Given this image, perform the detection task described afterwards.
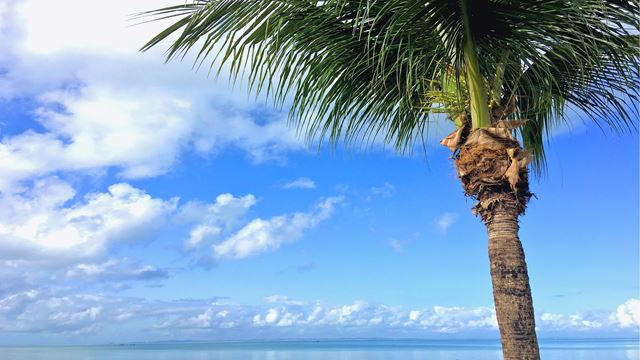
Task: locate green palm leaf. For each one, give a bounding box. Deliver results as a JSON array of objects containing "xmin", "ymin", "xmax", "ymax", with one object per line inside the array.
[{"xmin": 139, "ymin": 0, "xmax": 639, "ymax": 174}]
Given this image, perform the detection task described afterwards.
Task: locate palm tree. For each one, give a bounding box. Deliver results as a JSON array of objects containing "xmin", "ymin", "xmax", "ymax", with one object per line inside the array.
[{"xmin": 139, "ymin": 1, "xmax": 638, "ymax": 359}]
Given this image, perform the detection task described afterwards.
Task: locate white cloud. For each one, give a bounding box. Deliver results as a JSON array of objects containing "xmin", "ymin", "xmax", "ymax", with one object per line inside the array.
[
  {"xmin": 283, "ymin": 177, "xmax": 316, "ymax": 189},
  {"xmin": 0, "ymin": 81, "xmax": 302, "ymax": 192},
  {"xmin": 253, "ymin": 308, "xmax": 280, "ymax": 327},
  {"xmin": 435, "ymin": 212, "xmax": 457, "ymax": 234},
  {"xmin": 409, "ymin": 310, "xmax": 422, "ymax": 322},
  {"xmin": 15, "ymin": 0, "xmax": 167, "ymax": 56},
  {"xmin": 0, "ymin": 290, "xmax": 637, "ymax": 338},
  {"xmin": 419, "ymin": 306, "xmax": 498, "ymax": 332},
  {"xmin": 0, "ymin": 175, "xmax": 338, "ymax": 272},
  {"xmin": 323, "ymin": 301, "xmax": 368, "ymax": 325},
  {"xmin": 65, "ymin": 260, "xmax": 169, "ymax": 282},
  {"xmin": 538, "ymin": 299, "xmax": 640, "ymax": 332},
  {"xmin": 179, "ymin": 194, "xmax": 257, "ymax": 250},
  {"xmin": 264, "ymin": 295, "xmax": 305, "ymax": 306},
  {"xmin": 0, "ymin": 178, "xmax": 176, "ymax": 264},
  {"xmin": 539, "ymin": 312, "xmax": 603, "ymax": 331},
  {"xmin": 182, "ymin": 308, "xmax": 237, "ymax": 329},
  {"xmin": 276, "ymin": 311, "xmax": 302, "ymax": 327},
  {"xmin": 0, "ymin": 0, "xmax": 304, "ymax": 193},
  {"xmin": 249, "ymin": 300, "xmax": 498, "ymax": 332},
  {"xmin": 0, "ymin": 289, "xmax": 39, "ymax": 318},
  {"xmin": 213, "ymin": 197, "xmax": 343, "ymax": 259},
  {"xmin": 613, "ymin": 298, "xmax": 640, "ymax": 328},
  {"xmin": 0, "ymin": 290, "xmax": 105, "ymax": 333},
  {"xmin": 0, "ymin": 88, "xmax": 194, "ymax": 188}
]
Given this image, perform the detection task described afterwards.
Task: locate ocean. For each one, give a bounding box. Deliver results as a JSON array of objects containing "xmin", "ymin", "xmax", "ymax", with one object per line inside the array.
[{"xmin": 1, "ymin": 338, "xmax": 638, "ymax": 360}]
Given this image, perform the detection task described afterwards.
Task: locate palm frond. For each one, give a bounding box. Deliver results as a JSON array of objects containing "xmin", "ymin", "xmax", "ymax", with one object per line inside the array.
[
  {"xmin": 472, "ymin": 1, "xmax": 639, "ymax": 174},
  {"xmin": 139, "ymin": 0, "xmax": 464, "ymax": 151},
  {"xmin": 140, "ymin": 0, "xmax": 639, "ymax": 175}
]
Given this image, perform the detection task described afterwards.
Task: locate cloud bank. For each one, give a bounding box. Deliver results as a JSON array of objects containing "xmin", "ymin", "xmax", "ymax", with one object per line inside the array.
[{"xmin": 0, "ymin": 290, "xmax": 636, "ymax": 343}]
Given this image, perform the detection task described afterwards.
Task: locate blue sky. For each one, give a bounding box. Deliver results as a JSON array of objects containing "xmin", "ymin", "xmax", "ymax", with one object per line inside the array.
[{"xmin": 0, "ymin": 0, "xmax": 638, "ymax": 345}]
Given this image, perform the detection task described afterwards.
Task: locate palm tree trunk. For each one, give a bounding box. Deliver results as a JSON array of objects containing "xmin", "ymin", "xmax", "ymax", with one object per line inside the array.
[
  {"xmin": 485, "ymin": 204, "xmax": 540, "ymax": 360},
  {"xmin": 454, "ymin": 127, "xmax": 540, "ymax": 360}
]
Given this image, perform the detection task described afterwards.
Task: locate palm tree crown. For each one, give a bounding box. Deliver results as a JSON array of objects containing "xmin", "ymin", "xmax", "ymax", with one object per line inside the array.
[{"xmin": 141, "ymin": 0, "xmax": 638, "ymax": 174}]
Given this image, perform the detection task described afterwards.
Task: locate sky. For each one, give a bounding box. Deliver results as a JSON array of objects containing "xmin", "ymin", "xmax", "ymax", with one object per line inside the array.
[{"xmin": 0, "ymin": 0, "xmax": 638, "ymax": 345}]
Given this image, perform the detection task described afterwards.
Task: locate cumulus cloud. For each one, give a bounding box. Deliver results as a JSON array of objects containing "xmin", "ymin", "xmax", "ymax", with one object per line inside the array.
[
  {"xmin": 0, "ymin": 175, "xmax": 339, "ymax": 288},
  {"xmin": 612, "ymin": 298, "xmax": 640, "ymax": 328},
  {"xmin": 182, "ymin": 308, "xmax": 237, "ymax": 329},
  {"xmin": 0, "ymin": 0, "xmax": 304, "ymax": 193},
  {"xmin": 0, "ymin": 73, "xmax": 302, "ymax": 192},
  {"xmin": 0, "ymin": 178, "xmax": 176, "ymax": 265},
  {"xmin": 213, "ymin": 197, "xmax": 343, "ymax": 259},
  {"xmin": 537, "ymin": 300, "xmax": 640, "ymax": 333},
  {"xmin": 253, "ymin": 308, "xmax": 281, "ymax": 327},
  {"xmin": 419, "ymin": 306, "xmax": 498, "ymax": 332},
  {"xmin": 1, "ymin": 88, "xmax": 194, "ymax": 188},
  {"xmin": 283, "ymin": 177, "xmax": 316, "ymax": 189},
  {"xmin": 539, "ymin": 312, "xmax": 603, "ymax": 331},
  {"xmin": 435, "ymin": 212, "xmax": 457, "ymax": 234}
]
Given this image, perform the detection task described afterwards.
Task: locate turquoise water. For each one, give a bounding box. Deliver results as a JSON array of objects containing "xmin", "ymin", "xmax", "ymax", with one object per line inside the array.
[{"xmin": 1, "ymin": 339, "xmax": 638, "ymax": 360}]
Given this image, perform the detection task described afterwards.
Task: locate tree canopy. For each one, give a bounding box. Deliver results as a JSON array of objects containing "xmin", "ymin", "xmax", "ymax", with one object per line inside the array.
[{"xmin": 140, "ymin": 0, "xmax": 639, "ymax": 174}]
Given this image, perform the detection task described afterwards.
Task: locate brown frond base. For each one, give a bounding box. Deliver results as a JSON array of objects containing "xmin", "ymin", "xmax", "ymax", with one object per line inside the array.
[{"xmin": 454, "ymin": 128, "xmax": 532, "ymax": 222}]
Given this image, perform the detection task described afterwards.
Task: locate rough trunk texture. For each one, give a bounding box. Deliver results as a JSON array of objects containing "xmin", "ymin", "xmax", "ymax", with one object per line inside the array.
[
  {"xmin": 453, "ymin": 127, "xmax": 540, "ymax": 360},
  {"xmin": 486, "ymin": 205, "xmax": 539, "ymax": 359}
]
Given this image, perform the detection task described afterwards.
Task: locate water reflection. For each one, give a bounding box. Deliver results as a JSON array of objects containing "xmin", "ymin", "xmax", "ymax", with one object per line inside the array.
[{"xmin": 0, "ymin": 339, "xmax": 636, "ymax": 360}]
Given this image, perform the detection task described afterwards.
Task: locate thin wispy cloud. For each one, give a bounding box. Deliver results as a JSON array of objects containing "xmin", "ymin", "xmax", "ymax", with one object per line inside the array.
[
  {"xmin": 179, "ymin": 194, "xmax": 257, "ymax": 250},
  {"xmin": 214, "ymin": 197, "xmax": 343, "ymax": 260},
  {"xmin": 278, "ymin": 262, "xmax": 316, "ymax": 274},
  {"xmin": 388, "ymin": 239, "xmax": 406, "ymax": 254},
  {"xmin": 283, "ymin": 177, "xmax": 316, "ymax": 189},
  {"xmin": 369, "ymin": 182, "xmax": 395, "ymax": 199},
  {"xmin": 435, "ymin": 212, "xmax": 458, "ymax": 234},
  {"xmin": 334, "ymin": 184, "xmax": 349, "ymax": 193},
  {"xmin": 65, "ymin": 260, "xmax": 170, "ymax": 283}
]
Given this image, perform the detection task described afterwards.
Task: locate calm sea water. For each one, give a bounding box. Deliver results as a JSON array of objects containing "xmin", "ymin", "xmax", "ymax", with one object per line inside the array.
[{"xmin": 1, "ymin": 339, "xmax": 638, "ymax": 360}]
